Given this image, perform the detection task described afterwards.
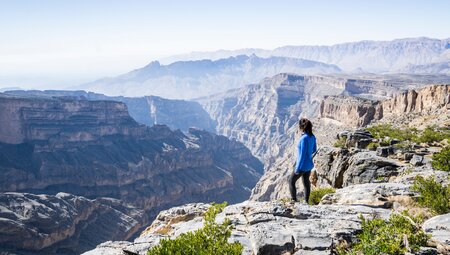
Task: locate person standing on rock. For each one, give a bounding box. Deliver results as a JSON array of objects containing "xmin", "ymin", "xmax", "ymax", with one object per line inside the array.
[{"xmin": 289, "ymin": 118, "xmax": 317, "ymax": 203}]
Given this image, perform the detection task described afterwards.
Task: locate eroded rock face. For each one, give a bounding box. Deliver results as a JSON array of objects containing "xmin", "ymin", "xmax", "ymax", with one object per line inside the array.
[
  {"xmin": 0, "ymin": 192, "xmax": 146, "ymax": 255},
  {"xmin": 84, "ymin": 201, "xmax": 390, "ymax": 255},
  {"xmin": 318, "ymin": 85, "xmax": 450, "ymax": 128},
  {"xmin": 2, "ymin": 90, "xmax": 216, "ymax": 133},
  {"xmin": 381, "ymin": 84, "xmax": 450, "ymax": 116},
  {"xmin": 0, "ymin": 94, "xmax": 142, "ymax": 144},
  {"xmin": 319, "ymin": 96, "xmax": 381, "ymax": 127}
]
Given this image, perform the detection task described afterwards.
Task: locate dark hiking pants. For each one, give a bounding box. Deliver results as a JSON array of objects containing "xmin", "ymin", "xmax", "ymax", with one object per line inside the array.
[{"xmin": 289, "ymin": 171, "xmax": 311, "ymax": 202}]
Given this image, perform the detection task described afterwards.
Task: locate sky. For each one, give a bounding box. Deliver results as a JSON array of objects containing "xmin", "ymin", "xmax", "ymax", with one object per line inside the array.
[{"xmin": 0, "ymin": 0, "xmax": 449, "ymax": 89}]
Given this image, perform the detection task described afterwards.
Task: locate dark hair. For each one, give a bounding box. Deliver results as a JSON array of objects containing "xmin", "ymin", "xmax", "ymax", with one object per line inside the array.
[{"xmin": 299, "ymin": 118, "xmax": 314, "ymax": 136}]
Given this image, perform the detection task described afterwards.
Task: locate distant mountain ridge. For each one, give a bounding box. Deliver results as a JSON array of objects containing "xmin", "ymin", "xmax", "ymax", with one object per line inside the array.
[
  {"xmin": 77, "ymin": 54, "xmax": 341, "ymax": 99},
  {"xmin": 161, "ymin": 37, "xmax": 450, "ymax": 73}
]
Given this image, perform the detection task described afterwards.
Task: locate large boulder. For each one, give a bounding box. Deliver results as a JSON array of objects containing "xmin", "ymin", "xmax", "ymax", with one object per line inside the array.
[
  {"xmin": 314, "ymin": 147, "xmax": 401, "ymax": 188},
  {"xmin": 422, "ymin": 213, "xmax": 450, "ymax": 253}
]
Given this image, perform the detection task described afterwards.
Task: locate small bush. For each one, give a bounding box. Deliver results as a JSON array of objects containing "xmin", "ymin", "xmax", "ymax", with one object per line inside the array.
[
  {"xmin": 308, "ymin": 187, "xmax": 335, "ymax": 205},
  {"xmin": 337, "ymin": 212, "xmax": 429, "ymax": 255},
  {"xmin": 147, "ymin": 202, "xmax": 243, "ymax": 255},
  {"xmin": 334, "ymin": 137, "xmax": 347, "ymax": 148},
  {"xmin": 412, "ymin": 175, "xmax": 450, "ymax": 215},
  {"xmin": 432, "ymin": 146, "xmax": 450, "ymax": 172},
  {"xmin": 414, "ymin": 126, "xmax": 450, "ymax": 144},
  {"xmin": 366, "ymin": 142, "xmax": 378, "ymax": 150}
]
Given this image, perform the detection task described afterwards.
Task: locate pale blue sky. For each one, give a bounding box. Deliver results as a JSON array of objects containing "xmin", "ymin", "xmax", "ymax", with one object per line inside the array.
[{"xmin": 0, "ymin": 0, "xmax": 449, "ymax": 88}]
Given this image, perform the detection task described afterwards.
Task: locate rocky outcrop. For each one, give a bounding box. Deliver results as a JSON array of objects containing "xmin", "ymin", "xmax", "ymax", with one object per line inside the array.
[
  {"xmin": 318, "ymin": 84, "xmax": 450, "ymax": 128},
  {"xmin": 3, "ymin": 90, "xmax": 216, "ymax": 132},
  {"xmin": 84, "ymin": 201, "xmax": 390, "ymax": 255},
  {"xmin": 251, "ymin": 146, "xmax": 401, "ymax": 201},
  {"xmin": 381, "ymin": 84, "xmax": 450, "ymax": 116},
  {"xmin": 320, "ymin": 182, "xmax": 414, "ymax": 208},
  {"xmin": 0, "ymin": 192, "xmax": 147, "ymax": 255},
  {"xmin": 0, "ymin": 95, "xmax": 263, "ymax": 254},
  {"xmin": 319, "ymin": 96, "xmax": 381, "ymax": 127}
]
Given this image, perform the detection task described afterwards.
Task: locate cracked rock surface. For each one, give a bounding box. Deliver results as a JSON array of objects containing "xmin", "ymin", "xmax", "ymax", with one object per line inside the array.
[{"xmin": 84, "ymin": 201, "xmax": 390, "ymax": 255}]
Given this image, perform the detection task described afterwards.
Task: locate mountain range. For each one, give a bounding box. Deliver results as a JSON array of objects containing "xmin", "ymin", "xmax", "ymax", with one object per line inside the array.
[
  {"xmin": 76, "ymin": 54, "xmax": 341, "ymax": 99},
  {"xmin": 161, "ymin": 37, "xmax": 450, "ymax": 73}
]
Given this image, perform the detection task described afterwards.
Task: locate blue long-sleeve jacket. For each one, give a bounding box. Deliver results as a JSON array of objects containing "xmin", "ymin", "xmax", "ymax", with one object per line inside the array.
[{"xmin": 294, "ymin": 133, "xmax": 317, "ymax": 173}]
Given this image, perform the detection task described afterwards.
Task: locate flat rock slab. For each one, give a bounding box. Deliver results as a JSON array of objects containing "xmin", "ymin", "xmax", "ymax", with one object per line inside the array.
[
  {"xmin": 320, "ymin": 182, "xmax": 414, "ymax": 208},
  {"xmin": 423, "ymin": 213, "xmax": 450, "ymax": 245}
]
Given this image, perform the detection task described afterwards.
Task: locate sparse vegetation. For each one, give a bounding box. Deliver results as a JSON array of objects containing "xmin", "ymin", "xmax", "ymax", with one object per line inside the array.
[
  {"xmin": 412, "ymin": 175, "xmax": 450, "ymax": 215},
  {"xmin": 334, "ymin": 137, "xmax": 347, "ymax": 148},
  {"xmin": 431, "ymin": 146, "xmax": 450, "ymax": 172},
  {"xmin": 366, "ymin": 124, "xmax": 450, "ymax": 149},
  {"xmin": 147, "ymin": 202, "xmax": 243, "ymax": 255},
  {"xmin": 308, "ymin": 187, "xmax": 335, "ymax": 205},
  {"xmin": 414, "ymin": 126, "xmax": 450, "ymax": 144},
  {"xmin": 337, "ymin": 212, "xmax": 429, "ymax": 255},
  {"xmin": 366, "ymin": 124, "xmax": 417, "ymax": 142}
]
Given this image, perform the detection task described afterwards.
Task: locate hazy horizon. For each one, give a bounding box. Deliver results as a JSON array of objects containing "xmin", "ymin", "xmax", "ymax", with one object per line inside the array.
[{"xmin": 1, "ymin": 0, "xmax": 450, "ymax": 89}]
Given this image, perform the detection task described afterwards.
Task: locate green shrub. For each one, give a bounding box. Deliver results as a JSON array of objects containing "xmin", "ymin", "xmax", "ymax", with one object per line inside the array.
[
  {"xmin": 147, "ymin": 202, "xmax": 243, "ymax": 255},
  {"xmin": 366, "ymin": 142, "xmax": 378, "ymax": 151},
  {"xmin": 412, "ymin": 175, "xmax": 450, "ymax": 215},
  {"xmin": 432, "ymin": 146, "xmax": 450, "ymax": 172},
  {"xmin": 366, "ymin": 124, "xmax": 417, "ymax": 142},
  {"xmin": 334, "ymin": 137, "xmax": 347, "ymax": 148},
  {"xmin": 414, "ymin": 126, "xmax": 450, "ymax": 144},
  {"xmin": 337, "ymin": 212, "xmax": 429, "ymax": 255},
  {"xmin": 308, "ymin": 187, "xmax": 335, "ymax": 205}
]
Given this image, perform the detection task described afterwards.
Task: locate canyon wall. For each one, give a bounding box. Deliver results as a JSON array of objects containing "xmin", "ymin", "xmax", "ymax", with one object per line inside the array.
[
  {"xmin": 319, "ymin": 84, "xmax": 450, "ymax": 127},
  {"xmin": 0, "ymin": 94, "xmax": 263, "ymax": 254},
  {"xmin": 197, "ymin": 73, "xmax": 434, "ymax": 166},
  {"xmin": 3, "ymin": 90, "xmax": 216, "ymax": 132}
]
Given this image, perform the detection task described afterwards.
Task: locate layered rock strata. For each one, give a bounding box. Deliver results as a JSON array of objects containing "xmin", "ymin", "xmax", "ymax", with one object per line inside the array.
[
  {"xmin": 3, "ymin": 90, "xmax": 216, "ymax": 132},
  {"xmin": 319, "ymin": 84, "xmax": 450, "ymax": 127},
  {"xmin": 0, "ymin": 192, "xmax": 146, "ymax": 255}
]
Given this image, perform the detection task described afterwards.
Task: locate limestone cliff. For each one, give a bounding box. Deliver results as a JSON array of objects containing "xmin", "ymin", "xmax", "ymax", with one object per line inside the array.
[
  {"xmin": 380, "ymin": 84, "xmax": 450, "ymax": 116},
  {"xmin": 3, "ymin": 90, "xmax": 216, "ymax": 132},
  {"xmin": 319, "ymin": 95, "xmax": 382, "ymax": 127},
  {"xmin": 319, "ymin": 84, "xmax": 450, "ymax": 127}
]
